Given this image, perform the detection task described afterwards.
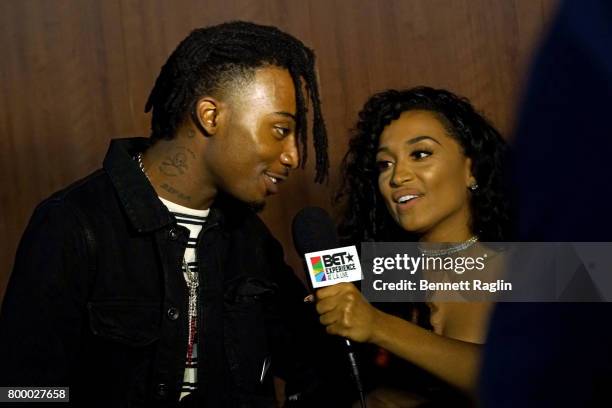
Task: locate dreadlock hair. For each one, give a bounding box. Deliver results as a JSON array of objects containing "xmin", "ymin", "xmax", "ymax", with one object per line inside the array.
[
  {"xmin": 336, "ymin": 86, "xmax": 509, "ymax": 244},
  {"xmin": 145, "ymin": 21, "xmax": 328, "ymax": 182}
]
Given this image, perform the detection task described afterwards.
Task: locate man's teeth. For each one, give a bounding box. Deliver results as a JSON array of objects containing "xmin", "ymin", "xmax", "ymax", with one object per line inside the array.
[
  {"xmin": 269, "ymin": 175, "xmax": 278, "ymax": 184},
  {"xmin": 398, "ymin": 195, "xmax": 418, "ymax": 203}
]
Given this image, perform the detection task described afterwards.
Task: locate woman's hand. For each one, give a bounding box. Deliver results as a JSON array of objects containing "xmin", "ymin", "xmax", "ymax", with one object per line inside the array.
[
  {"xmin": 315, "ymin": 284, "xmax": 483, "ymax": 393},
  {"xmin": 315, "ymin": 282, "xmax": 381, "ymax": 343}
]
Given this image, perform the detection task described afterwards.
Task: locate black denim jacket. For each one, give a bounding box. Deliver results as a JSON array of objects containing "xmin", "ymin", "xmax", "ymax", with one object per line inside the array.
[{"xmin": 0, "ymin": 138, "xmax": 335, "ymax": 407}]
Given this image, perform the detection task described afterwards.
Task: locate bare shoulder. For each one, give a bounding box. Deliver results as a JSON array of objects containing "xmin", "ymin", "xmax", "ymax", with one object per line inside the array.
[{"xmin": 436, "ymin": 301, "xmax": 493, "ymax": 343}]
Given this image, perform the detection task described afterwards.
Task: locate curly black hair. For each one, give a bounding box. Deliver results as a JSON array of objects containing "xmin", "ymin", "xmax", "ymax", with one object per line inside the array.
[
  {"xmin": 145, "ymin": 21, "xmax": 328, "ymax": 183},
  {"xmin": 336, "ymin": 86, "xmax": 509, "ymax": 243}
]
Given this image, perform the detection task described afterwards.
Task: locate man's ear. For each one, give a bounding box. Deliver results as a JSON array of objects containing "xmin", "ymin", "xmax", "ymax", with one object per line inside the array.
[{"xmin": 192, "ymin": 97, "xmax": 221, "ymax": 137}]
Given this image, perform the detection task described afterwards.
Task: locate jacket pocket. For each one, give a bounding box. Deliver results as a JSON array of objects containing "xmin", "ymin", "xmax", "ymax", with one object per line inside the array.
[
  {"xmin": 87, "ymin": 300, "xmax": 160, "ymax": 346},
  {"xmin": 224, "ymin": 292, "xmax": 275, "ymax": 400}
]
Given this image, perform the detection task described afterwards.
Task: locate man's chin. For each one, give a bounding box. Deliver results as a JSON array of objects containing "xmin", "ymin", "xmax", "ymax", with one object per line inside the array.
[
  {"xmin": 246, "ymin": 200, "xmax": 266, "ymax": 213},
  {"xmin": 218, "ymin": 190, "xmax": 266, "ymax": 213}
]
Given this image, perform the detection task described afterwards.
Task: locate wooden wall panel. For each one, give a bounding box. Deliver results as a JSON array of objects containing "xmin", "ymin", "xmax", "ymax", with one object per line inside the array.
[{"xmin": 0, "ymin": 0, "xmax": 557, "ymax": 301}]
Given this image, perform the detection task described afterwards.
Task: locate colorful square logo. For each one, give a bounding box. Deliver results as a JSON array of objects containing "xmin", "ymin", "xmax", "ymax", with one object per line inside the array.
[{"xmin": 310, "ymin": 256, "xmax": 326, "ymax": 282}]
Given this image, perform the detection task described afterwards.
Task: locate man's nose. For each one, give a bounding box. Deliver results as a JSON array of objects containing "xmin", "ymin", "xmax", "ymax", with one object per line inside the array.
[{"xmin": 280, "ymin": 138, "xmax": 299, "ymax": 170}]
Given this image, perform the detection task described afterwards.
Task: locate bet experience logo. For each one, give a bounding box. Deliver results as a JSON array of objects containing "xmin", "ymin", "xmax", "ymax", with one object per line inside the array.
[{"xmin": 305, "ymin": 245, "xmax": 363, "ymax": 288}]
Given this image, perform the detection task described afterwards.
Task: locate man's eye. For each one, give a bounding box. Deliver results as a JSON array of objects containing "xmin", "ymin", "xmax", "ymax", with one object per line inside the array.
[
  {"xmin": 376, "ymin": 160, "xmax": 392, "ymax": 172},
  {"xmin": 411, "ymin": 150, "xmax": 432, "ymax": 160},
  {"xmin": 274, "ymin": 126, "xmax": 291, "ymax": 138}
]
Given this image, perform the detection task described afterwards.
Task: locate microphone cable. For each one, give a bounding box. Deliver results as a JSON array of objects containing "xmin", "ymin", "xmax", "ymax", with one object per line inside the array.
[{"xmin": 344, "ymin": 338, "xmax": 367, "ymax": 408}]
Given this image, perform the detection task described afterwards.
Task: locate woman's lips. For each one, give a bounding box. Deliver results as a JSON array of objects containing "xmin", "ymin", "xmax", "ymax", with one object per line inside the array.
[{"xmin": 395, "ymin": 194, "xmax": 422, "ymax": 212}]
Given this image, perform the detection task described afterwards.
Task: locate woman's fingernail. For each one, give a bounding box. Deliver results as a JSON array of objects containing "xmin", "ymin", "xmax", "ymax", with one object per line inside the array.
[{"xmin": 303, "ymin": 294, "xmax": 314, "ymax": 303}]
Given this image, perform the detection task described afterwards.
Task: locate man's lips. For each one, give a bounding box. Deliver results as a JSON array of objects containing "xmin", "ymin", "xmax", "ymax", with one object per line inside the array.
[
  {"xmin": 263, "ymin": 171, "xmax": 288, "ymax": 194},
  {"xmin": 264, "ymin": 171, "xmax": 288, "ymax": 185}
]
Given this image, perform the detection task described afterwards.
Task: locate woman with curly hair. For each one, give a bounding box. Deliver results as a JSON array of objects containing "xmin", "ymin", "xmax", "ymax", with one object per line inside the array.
[{"xmin": 315, "ymin": 87, "xmax": 509, "ymax": 406}]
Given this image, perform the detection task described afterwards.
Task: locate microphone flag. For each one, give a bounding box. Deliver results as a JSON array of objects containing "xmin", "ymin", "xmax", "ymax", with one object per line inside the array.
[{"xmin": 305, "ymin": 245, "xmax": 362, "ymax": 288}]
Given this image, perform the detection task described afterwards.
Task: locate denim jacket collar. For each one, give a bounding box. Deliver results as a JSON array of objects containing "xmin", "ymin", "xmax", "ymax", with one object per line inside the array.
[
  {"xmin": 103, "ymin": 137, "xmax": 225, "ymax": 233},
  {"xmin": 102, "ymin": 137, "xmax": 176, "ymax": 233}
]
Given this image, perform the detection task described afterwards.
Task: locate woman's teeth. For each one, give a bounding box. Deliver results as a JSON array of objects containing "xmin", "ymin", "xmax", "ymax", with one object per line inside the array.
[{"xmin": 398, "ymin": 194, "xmax": 418, "ymax": 203}]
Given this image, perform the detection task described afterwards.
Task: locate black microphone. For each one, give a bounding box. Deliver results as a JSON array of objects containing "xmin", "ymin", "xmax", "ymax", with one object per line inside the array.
[
  {"xmin": 292, "ymin": 206, "xmax": 367, "ymax": 408},
  {"xmin": 292, "ymin": 206, "xmax": 338, "ymax": 258}
]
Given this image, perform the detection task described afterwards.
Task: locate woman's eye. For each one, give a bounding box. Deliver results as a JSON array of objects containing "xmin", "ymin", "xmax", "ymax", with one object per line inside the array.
[
  {"xmin": 376, "ymin": 160, "xmax": 393, "ymax": 172},
  {"xmin": 411, "ymin": 150, "xmax": 432, "ymax": 160}
]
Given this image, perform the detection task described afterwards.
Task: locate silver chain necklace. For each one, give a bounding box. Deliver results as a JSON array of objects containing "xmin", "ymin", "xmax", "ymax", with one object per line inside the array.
[
  {"xmin": 135, "ymin": 152, "xmax": 199, "ymax": 345},
  {"xmin": 136, "ymin": 152, "xmax": 148, "ymax": 178},
  {"xmin": 418, "ymin": 235, "xmax": 479, "ymax": 257},
  {"xmin": 183, "ymin": 258, "xmax": 199, "ymax": 362},
  {"xmin": 135, "ymin": 152, "xmax": 200, "ymax": 288}
]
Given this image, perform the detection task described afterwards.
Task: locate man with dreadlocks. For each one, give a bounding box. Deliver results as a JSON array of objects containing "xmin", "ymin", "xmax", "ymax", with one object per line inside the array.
[{"xmin": 0, "ymin": 21, "xmax": 337, "ymax": 407}]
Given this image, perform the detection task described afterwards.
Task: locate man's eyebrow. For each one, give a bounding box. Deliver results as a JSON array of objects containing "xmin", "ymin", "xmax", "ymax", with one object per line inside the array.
[{"xmin": 274, "ymin": 111, "xmax": 296, "ymax": 121}]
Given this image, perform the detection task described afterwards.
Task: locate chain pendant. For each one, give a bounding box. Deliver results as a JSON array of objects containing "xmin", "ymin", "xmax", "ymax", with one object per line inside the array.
[{"xmin": 183, "ymin": 259, "xmax": 199, "ymax": 361}]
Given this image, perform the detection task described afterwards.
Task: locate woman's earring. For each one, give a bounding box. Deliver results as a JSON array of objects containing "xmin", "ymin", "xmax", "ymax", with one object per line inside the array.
[{"xmin": 469, "ymin": 183, "xmax": 479, "ymax": 191}]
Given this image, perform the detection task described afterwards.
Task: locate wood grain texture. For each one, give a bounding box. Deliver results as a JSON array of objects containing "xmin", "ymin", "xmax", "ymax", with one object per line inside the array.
[{"xmin": 0, "ymin": 0, "xmax": 557, "ymax": 300}]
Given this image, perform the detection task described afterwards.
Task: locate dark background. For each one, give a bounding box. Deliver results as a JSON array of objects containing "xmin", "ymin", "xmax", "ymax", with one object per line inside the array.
[{"xmin": 0, "ymin": 0, "xmax": 557, "ymax": 302}]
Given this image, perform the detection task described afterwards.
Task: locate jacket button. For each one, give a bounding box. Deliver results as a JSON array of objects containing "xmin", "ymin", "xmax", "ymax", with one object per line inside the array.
[
  {"xmin": 155, "ymin": 383, "xmax": 168, "ymax": 398},
  {"xmin": 167, "ymin": 307, "xmax": 179, "ymax": 321},
  {"xmin": 168, "ymin": 228, "xmax": 179, "ymax": 240}
]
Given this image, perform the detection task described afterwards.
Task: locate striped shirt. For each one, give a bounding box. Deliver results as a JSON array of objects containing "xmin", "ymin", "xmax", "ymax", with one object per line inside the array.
[{"xmin": 158, "ymin": 197, "xmax": 209, "ymax": 401}]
